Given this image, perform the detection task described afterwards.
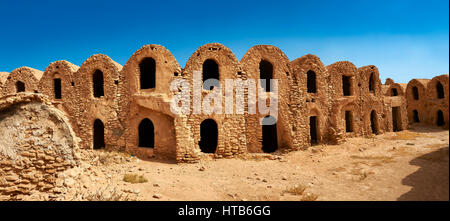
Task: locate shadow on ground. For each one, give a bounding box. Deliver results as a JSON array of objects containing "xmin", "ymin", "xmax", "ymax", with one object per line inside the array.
[{"xmin": 398, "ymin": 146, "xmax": 449, "ymax": 201}]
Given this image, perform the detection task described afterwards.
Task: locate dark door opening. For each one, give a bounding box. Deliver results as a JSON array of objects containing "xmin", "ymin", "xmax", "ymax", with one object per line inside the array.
[
  {"xmin": 199, "ymin": 119, "xmax": 218, "ymax": 153},
  {"xmin": 202, "ymin": 59, "xmax": 219, "ymax": 90},
  {"xmin": 436, "ymin": 82, "xmax": 444, "ymax": 99},
  {"xmin": 54, "ymin": 78, "xmax": 62, "ymax": 99},
  {"xmin": 309, "ymin": 116, "xmax": 318, "ymax": 145},
  {"xmin": 93, "ymin": 70, "xmax": 104, "ymax": 97},
  {"xmin": 412, "ymin": 86, "xmax": 419, "ymax": 100},
  {"xmin": 262, "ymin": 115, "xmax": 278, "ymax": 153},
  {"xmin": 392, "ymin": 107, "xmax": 402, "ymax": 132},
  {"xmin": 391, "ymin": 88, "xmax": 398, "ymax": 96},
  {"xmin": 259, "ymin": 60, "xmax": 273, "ymax": 92},
  {"xmin": 139, "ymin": 57, "xmax": 156, "ymax": 89},
  {"xmin": 138, "ymin": 118, "xmax": 154, "ymax": 148},
  {"xmin": 345, "ymin": 111, "xmax": 353, "ymax": 132},
  {"xmin": 413, "ymin": 110, "xmax": 420, "ymax": 123},
  {"xmin": 342, "ymin": 75, "xmax": 352, "ymax": 96},
  {"xmin": 93, "ymin": 119, "xmax": 105, "ymax": 149},
  {"xmin": 369, "ymin": 73, "xmax": 375, "ymax": 93},
  {"xmin": 370, "ymin": 110, "xmax": 378, "ymax": 134},
  {"xmin": 437, "ymin": 110, "xmax": 445, "ymax": 126},
  {"xmin": 307, "ymin": 70, "xmax": 317, "ymax": 93},
  {"xmin": 16, "ymin": 81, "xmax": 25, "ymax": 92}
]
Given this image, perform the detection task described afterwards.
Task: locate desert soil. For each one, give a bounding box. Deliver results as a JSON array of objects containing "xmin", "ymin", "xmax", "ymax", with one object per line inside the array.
[{"xmin": 15, "ymin": 125, "xmax": 449, "ymax": 201}]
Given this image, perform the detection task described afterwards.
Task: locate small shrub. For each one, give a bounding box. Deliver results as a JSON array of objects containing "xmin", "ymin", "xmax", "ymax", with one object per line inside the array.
[
  {"xmin": 72, "ymin": 186, "xmax": 136, "ymax": 201},
  {"xmin": 285, "ymin": 184, "xmax": 307, "ymax": 195},
  {"xmin": 301, "ymin": 193, "xmax": 319, "ymax": 201},
  {"xmin": 123, "ymin": 174, "xmax": 148, "ymax": 184}
]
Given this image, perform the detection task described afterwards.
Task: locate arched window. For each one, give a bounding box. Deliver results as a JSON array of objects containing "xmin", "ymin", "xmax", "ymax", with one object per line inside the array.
[
  {"xmin": 307, "ymin": 70, "xmax": 317, "ymax": 93},
  {"xmin": 262, "ymin": 115, "xmax": 278, "ymax": 152},
  {"xmin": 413, "ymin": 110, "xmax": 420, "ymax": 123},
  {"xmin": 199, "ymin": 119, "xmax": 218, "ymax": 153},
  {"xmin": 139, "ymin": 57, "xmax": 156, "ymax": 89},
  {"xmin": 138, "ymin": 118, "xmax": 154, "ymax": 148},
  {"xmin": 93, "ymin": 119, "xmax": 105, "ymax": 149},
  {"xmin": 436, "ymin": 82, "xmax": 444, "ymax": 99},
  {"xmin": 369, "ymin": 73, "xmax": 375, "ymax": 93},
  {"xmin": 16, "ymin": 81, "xmax": 25, "ymax": 92},
  {"xmin": 202, "ymin": 59, "xmax": 219, "ymax": 90},
  {"xmin": 93, "ymin": 70, "xmax": 104, "ymax": 98},
  {"xmin": 54, "ymin": 78, "xmax": 62, "ymax": 99},
  {"xmin": 259, "ymin": 60, "xmax": 273, "ymax": 92},
  {"xmin": 412, "ymin": 86, "xmax": 419, "ymax": 100},
  {"xmin": 391, "ymin": 88, "xmax": 398, "ymax": 96}
]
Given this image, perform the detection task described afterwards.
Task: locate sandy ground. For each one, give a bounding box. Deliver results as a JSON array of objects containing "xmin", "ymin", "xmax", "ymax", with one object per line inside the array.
[{"xmin": 18, "ymin": 125, "xmax": 450, "ymax": 201}]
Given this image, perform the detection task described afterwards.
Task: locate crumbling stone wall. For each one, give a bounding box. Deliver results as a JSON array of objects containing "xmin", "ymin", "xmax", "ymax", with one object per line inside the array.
[
  {"xmin": 241, "ymin": 45, "xmax": 294, "ymax": 153},
  {"xmin": 425, "ymin": 74, "xmax": 449, "ymax": 128},
  {"xmin": 74, "ymin": 54, "xmax": 123, "ymax": 150},
  {"xmin": 38, "ymin": 61, "xmax": 80, "ymax": 136},
  {"xmin": 0, "ymin": 94, "xmax": 79, "ymax": 198},
  {"xmin": 382, "ymin": 81, "xmax": 408, "ymax": 132},
  {"xmin": 182, "ymin": 43, "xmax": 247, "ymax": 161},
  {"xmin": 2, "ymin": 67, "xmax": 42, "ymax": 95},
  {"xmin": 405, "ymin": 79, "xmax": 430, "ymax": 125},
  {"xmin": 289, "ymin": 54, "xmax": 331, "ymax": 147},
  {"xmin": 118, "ymin": 45, "xmax": 182, "ymax": 161},
  {"xmin": 0, "ymin": 72, "xmax": 9, "ymax": 97}
]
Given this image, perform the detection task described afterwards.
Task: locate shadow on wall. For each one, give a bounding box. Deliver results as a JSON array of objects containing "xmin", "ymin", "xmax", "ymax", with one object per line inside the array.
[{"xmin": 397, "ymin": 146, "xmax": 449, "ymax": 201}]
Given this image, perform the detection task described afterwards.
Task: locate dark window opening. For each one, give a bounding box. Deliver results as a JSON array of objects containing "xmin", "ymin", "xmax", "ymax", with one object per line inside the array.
[
  {"xmin": 71, "ymin": 82, "xmax": 75, "ymax": 86},
  {"xmin": 138, "ymin": 118, "xmax": 154, "ymax": 148},
  {"xmin": 437, "ymin": 110, "xmax": 445, "ymax": 126},
  {"xmin": 54, "ymin": 78, "xmax": 62, "ymax": 99},
  {"xmin": 413, "ymin": 110, "xmax": 420, "ymax": 123},
  {"xmin": 436, "ymin": 82, "xmax": 444, "ymax": 99},
  {"xmin": 93, "ymin": 119, "xmax": 105, "ymax": 150},
  {"xmin": 202, "ymin": 59, "xmax": 219, "ymax": 90},
  {"xmin": 412, "ymin": 86, "xmax": 419, "ymax": 100},
  {"xmin": 307, "ymin": 70, "xmax": 317, "ymax": 93},
  {"xmin": 345, "ymin": 111, "xmax": 353, "ymax": 132},
  {"xmin": 93, "ymin": 70, "xmax": 104, "ymax": 97},
  {"xmin": 391, "ymin": 88, "xmax": 398, "ymax": 96},
  {"xmin": 309, "ymin": 116, "xmax": 318, "ymax": 145},
  {"xmin": 16, "ymin": 81, "xmax": 25, "ymax": 92},
  {"xmin": 139, "ymin": 57, "xmax": 156, "ymax": 89},
  {"xmin": 199, "ymin": 119, "xmax": 218, "ymax": 153},
  {"xmin": 369, "ymin": 73, "xmax": 375, "ymax": 93},
  {"xmin": 392, "ymin": 107, "xmax": 402, "ymax": 132},
  {"xmin": 370, "ymin": 110, "xmax": 378, "ymax": 134},
  {"xmin": 342, "ymin": 75, "xmax": 352, "ymax": 96},
  {"xmin": 262, "ymin": 115, "xmax": 278, "ymax": 153},
  {"xmin": 259, "ymin": 60, "xmax": 273, "ymax": 92}
]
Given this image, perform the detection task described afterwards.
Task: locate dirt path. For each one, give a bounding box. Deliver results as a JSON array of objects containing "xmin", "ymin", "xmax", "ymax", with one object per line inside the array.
[{"xmin": 20, "ymin": 125, "xmax": 449, "ymax": 201}]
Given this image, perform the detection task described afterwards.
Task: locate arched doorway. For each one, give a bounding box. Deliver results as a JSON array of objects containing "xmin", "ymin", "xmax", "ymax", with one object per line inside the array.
[
  {"xmin": 413, "ymin": 110, "xmax": 420, "ymax": 123},
  {"xmin": 16, "ymin": 81, "xmax": 25, "ymax": 92},
  {"xmin": 93, "ymin": 70, "xmax": 104, "ymax": 97},
  {"xmin": 370, "ymin": 110, "xmax": 378, "ymax": 134},
  {"xmin": 139, "ymin": 57, "xmax": 156, "ymax": 89},
  {"xmin": 345, "ymin": 110, "xmax": 353, "ymax": 132},
  {"xmin": 259, "ymin": 60, "xmax": 273, "ymax": 92},
  {"xmin": 307, "ymin": 70, "xmax": 317, "ymax": 93},
  {"xmin": 93, "ymin": 119, "xmax": 105, "ymax": 149},
  {"xmin": 202, "ymin": 59, "xmax": 219, "ymax": 90},
  {"xmin": 199, "ymin": 119, "xmax": 218, "ymax": 153},
  {"xmin": 54, "ymin": 78, "xmax": 62, "ymax": 99},
  {"xmin": 392, "ymin": 107, "xmax": 402, "ymax": 132},
  {"xmin": 138, "ymin": 118, "xmax": 154, "ymax": 148},
  {"xmin": 262, "ymin": 115, "xmax": 278, "ymax": 153},
  {"xmin": 437, "ymin": 110, "xmax": 445, "ymax": 126},
  {"xmin": 391, "ymin": 88, "xmax": 398, "ymax": 96},
  {"xmin": 309, "ymin": 116, "xmax": 318, "ymax": 145}
]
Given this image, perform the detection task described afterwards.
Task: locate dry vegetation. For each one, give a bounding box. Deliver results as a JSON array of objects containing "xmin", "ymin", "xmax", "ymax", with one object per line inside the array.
[{"xmin": 123, "ymin": 174, "xmax": 148, "ymax": 184}]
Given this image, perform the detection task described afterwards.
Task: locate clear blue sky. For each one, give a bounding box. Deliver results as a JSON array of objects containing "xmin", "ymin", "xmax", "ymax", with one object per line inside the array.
[{"xmin": 0, "ymin": 0, "xmax": 448, "ymax": 83}]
